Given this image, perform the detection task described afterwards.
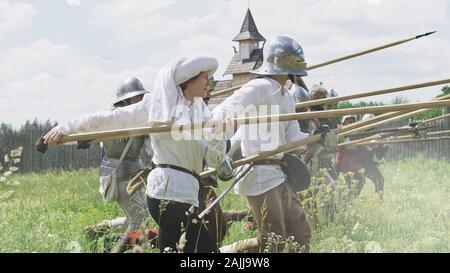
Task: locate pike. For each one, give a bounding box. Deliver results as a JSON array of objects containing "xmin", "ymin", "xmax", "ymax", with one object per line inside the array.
[
  {"xmin": 426, "ymin": 130, "xmax": 450, "ymax": 137},
  {"xmin": 343, "ymin": 124, "xmax": 436, "ymax": 138},
  {"xmin": 197, "ymin": 109, "xmax": 447, "ymax": 215},
  {"xmin": 356, "ymin": 136, "xmax": 450, "ymax": 146},
  {"xmin": 36, "ymin": 100, "xmax": 450, "ymax": 151},
  {"xmin": 337, "ymin": 125, "xmax": 437, "ymax": 148},
  {"xmin": 210, "ymin": 31, "xmax": 436, "ymax": 98},
  {"xmin": 200, "ymin": 98, "xmax": 450, "ymax": 216},
  {"xmin": 295, "ymin": 78, "xmax": 450, "ymax": 109},
  {"xmin": 340, "ymin": 94, "xmax": 450, "ymax": 136},
  {"xmin": 200, "ymin": 96, "xmax": 450, "ymax": 178},
  {"xmin": 420, "ymin": 113, "xmax": 450, "ymax": 124},
  {"xmin": 382, "ymin": 130, "xmax": 450, "ymax": 141},
  {"xmin": 307, "ymin": 31, "xmax": 437, "ymax": 70}
]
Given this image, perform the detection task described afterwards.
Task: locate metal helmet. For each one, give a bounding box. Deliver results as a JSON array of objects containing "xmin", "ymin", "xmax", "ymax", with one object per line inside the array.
[
  {"xmin": 251, "ymin": 36, "xmax": 307, "ymax": 76},
  {"xmin": 113, "ymin": 77, "xmax": 148, "ymax": 106},
  {"xmin": 328, "ymin": 89, "xmax": 339, "ymax": 98},
  {"xmin": 309, "ymin": 84, "xmax": 328, "ymax": 100},
  {"xmin": 342, "ymin": 115, "xmax": 357, "ymax": 124},
  {"xmin": 326, "ymin": 88, "xmax": 339, "ymax": 110},
  {"xmin": 361, "ymin": 114, "xmax": 375, "ymax": 122},
  {"xmin": 289, "ymin": 83, "xmax": 309, "ymax": 103}
]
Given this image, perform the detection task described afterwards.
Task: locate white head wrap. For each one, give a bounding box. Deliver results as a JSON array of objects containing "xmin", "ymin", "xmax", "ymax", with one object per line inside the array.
[{"xmin": 145, "ymin": 55, "xmax": 218, "ymax": 124}]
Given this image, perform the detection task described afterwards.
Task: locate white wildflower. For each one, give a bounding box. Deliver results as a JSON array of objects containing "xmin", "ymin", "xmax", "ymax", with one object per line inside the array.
[
  {"xmin": 163, "ymin": 247, "xmax": 172, "ymax": 253},
  {"xmin": 66, "ymin": 241, "xmax": 82, "ymax": 253},
  {"xmin": 0, "ymin": 190, "xmax": 15, "ymax": 201},
  {"xmin": 365, "ymin": 241, "xmax": 382, "ymax": 253},
  {"xmin": 10, "ymin": 147, "xmax": 23, "ymax": 157},
  {"xmin": 188, "ymin": 205, "xmax": 195, "ymax": 215}
]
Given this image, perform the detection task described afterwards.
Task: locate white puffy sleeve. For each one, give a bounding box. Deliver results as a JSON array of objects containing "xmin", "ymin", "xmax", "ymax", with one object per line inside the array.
[
  {"xmin": 285, "ymin": 95, "xmax": 309, "ymax": 143},
  {"xmin": 58, "ymin": 95, "xmax": 150, "ymax": 134}
]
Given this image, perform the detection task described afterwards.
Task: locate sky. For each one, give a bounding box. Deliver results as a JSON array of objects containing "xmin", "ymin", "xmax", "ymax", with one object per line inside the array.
[{"xmin": 0, "ymin": 0, "xmax": 449, "ymax": 127}]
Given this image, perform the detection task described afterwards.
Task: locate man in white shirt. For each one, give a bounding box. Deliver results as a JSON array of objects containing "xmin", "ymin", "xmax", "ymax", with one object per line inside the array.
[{"xmin": 214, "ymin": 36, "xmax": 335, "ymax": 253}]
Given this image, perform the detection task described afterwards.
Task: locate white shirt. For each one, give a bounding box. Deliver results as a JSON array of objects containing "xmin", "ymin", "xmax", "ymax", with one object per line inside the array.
[
  {"xmin": 59, "ymin": 94, "xmax": 225, "ymax": 207},
  {"xmin": 212, "ymin": 77, "xmax": 309, "ymax": 196}
]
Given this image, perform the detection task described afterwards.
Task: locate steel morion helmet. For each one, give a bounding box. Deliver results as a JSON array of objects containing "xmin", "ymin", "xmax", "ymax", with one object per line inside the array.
[
  {"xmin": 251, "ymin": 36, "xmax": 307, "ymax": 76},
  {"xmin": 309, "ymin": 84, "xmax": 328, "ymax": 100},
  {"xmin": 342, "ymin": 115, "xmax": 357, "ymax": 124},
  {"xmin": 361, "ymin": 114, "xmax": 375, "ymax": 122},
  {"xmin": 113, "ymin": 77, "xmax": 149, "ymax": 106},
  {"xmin": 328, "ymin": 89, "xmax": 338, "ymax": 98},
  {"xmin": 289, "ymin": 83, "xmax": 310, "ymax": 103}
]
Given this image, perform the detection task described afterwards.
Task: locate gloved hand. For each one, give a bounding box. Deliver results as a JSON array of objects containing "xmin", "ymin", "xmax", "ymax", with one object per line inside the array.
[
  {"xmin": 77, "ymin": 141, "xmax": 91, "ymax": 150},
  {"xmin": 217, "ymin": 156, "xmax": 234, "ymax": 181},
  {"xmin": 346, "ymin": 143, "xmax": 358, "ymax": 151},
  {"xmin": 312, "ymin": 125, "xmax": 338, "ymax": 149}
]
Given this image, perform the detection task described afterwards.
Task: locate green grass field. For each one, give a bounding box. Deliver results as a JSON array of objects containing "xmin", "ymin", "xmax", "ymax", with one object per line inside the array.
[{"xmin": 0, "ymin": 157, "xmax": 449, "ymax": 253}]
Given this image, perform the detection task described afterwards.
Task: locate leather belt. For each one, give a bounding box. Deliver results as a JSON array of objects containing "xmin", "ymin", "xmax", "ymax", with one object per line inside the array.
[
  {"xmin": 151, "ymin": 162, "xmax": 200, "ymax": 181},
  {"xmin": 253, "ymin": 159, "xmax": 287, "ymax": 167},
  {"xmin": 151, "ymin": 162, "xmax": 204, "ymax": 206}
]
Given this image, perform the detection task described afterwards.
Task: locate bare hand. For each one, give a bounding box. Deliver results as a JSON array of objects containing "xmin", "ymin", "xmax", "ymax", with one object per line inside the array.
[
  {"xmin": 43, "ymin": 126, "xmax": 64, "ymax": 145},
  {"xmin": 213, "ymin": 117, "xmax": 234, "ymax": 136}
]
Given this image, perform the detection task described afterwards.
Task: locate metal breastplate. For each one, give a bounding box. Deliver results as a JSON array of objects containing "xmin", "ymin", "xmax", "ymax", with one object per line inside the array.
[
  {"xmin": 100, "ymin": 136, "xmax": 145, "ymax": 181},
  {"xmin": 99, "ymin": 156, "xmax": 144, "ymax": 182},
  {"xmin": 103, "ymin": 136, "xmax": 145, "ymax": 160}
]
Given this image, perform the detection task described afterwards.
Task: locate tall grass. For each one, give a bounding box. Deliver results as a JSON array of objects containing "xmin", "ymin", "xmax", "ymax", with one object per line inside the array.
[{"xmin": 0, "ymin": 156, "xmax": 448, "ymax": 253}]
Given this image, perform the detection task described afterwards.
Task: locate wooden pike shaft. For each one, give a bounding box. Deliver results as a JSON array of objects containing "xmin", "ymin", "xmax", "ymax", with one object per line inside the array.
[
  {"xmin": 337, "ymin": 129, "xmax": 450, "ymax": 148},
  {"xmin": 389, "ymin": 130, "xmax": 450, "ymax": 140},
  {"xmin": 295, "ymin": 78, "xmax": 450, "ymax": 109},
  {"xmin": 244, "ymin": 100, "xmax": 450, "ymax": 124},
  {"xmin": 210, "ymin": 85, "xmax": 242, "ymax": 98},
  {"xmin": 58, "ymin": 100, "xmax": 450, "ymax": 144},
  {"xmin": 340, "ymin": 94, "xmax": 450, "ymax": 136},
  {"xmin": 421, "ymin": 113, "xmax": 450, "ymax": 124},
  {"xmin": 200, "ymin": 98, "xmax": 449, "ymax": 177},
  {"xmin": 200, "ymin": 108, "xmax": 413, "ymax": 177},
  {"xmin": 426, "ymin": 130, "xmax": 450, "ymax": 137},
  {"xmin": 356, "ymin": 136, "xmax": 450, "ymax": 146},
  {"xmin": 210, "ymin": 32, "xmax": 436, "ymax": 98},
  {"xmin": 307, "ymin": 32, "xmax": 435, "ymax": 70},
  {"xmin": 201, "ymin": 102, "xmax": 448, "ymax": 177},
  {"xmin": 337, "ymin": 132, "xmax": 393, "ymax": 148}
]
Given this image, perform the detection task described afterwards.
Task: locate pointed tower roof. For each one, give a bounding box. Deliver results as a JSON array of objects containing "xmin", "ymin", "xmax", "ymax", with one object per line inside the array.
[{"xmin": 232, "ymin": 9, "xmax": 265, "ymax": 42}]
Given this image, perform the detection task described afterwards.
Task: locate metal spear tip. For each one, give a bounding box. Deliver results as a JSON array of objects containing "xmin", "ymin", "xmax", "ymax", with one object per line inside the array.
[{"xmin": 416, "ymin": 31, "xmax": 437, "ymax": 39}]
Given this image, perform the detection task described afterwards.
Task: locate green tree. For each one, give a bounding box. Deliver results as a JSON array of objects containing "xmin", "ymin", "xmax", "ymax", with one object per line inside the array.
[
  {"xmin": 391, "ymin": 96, "xmax": 409, "ymax": 105},
  {"xmin": 0, "ymin": 123, "xmax": 12, "ymax": 134},
  {"xmin": 413, "ymin": 85, "xmax": 449, "ymax": 120}
]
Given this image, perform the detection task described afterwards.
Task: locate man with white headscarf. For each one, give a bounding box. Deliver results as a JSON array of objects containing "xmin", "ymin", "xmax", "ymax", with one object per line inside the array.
[
  {"xmin": 43, "ymin": 55, "xmax": 232, "ymax": 253},
  {"xmin": 213, "ymin": 36, "xmax": 337, "ymax": 253}
]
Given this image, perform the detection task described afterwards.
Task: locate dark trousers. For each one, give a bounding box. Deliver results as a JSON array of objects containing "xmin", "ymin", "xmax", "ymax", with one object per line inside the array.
[
  {"xmin": 344, "ymin": 165, "xmax": 384, "ymax": 198},
  {"xmin": 365, "ymin": 164, "xmax": 385, "ymax": 198},
  {"xmin": 146, "ymin": 196, "xmax": 218, "ymax": 253}
]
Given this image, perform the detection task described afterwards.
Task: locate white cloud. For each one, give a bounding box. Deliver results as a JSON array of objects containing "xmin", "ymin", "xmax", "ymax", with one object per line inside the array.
[
  {"xmin": 1, "ymin": 0, "xmax": 449, "ymax": 127},
  {"xmin": 223, "ymin": 0, "xmax": 449, "ymax": 101},
  {"xmin": 89, "ymin": 0, "xmax": 232, "ymax": 46},
  {"xmin": 0, "ymin": 39, "xmax": 159, "ymax": 127},
  {"xmin": 89, "ymin": 0, "xmax": 180, "ymax": 44},
  {"xmin": 0, "ymin": 0, "xmax": 37, "ymax": 37},
  {"xmin": 178, "ymin": 34, "xmax": 235, "ymax": 77}
]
